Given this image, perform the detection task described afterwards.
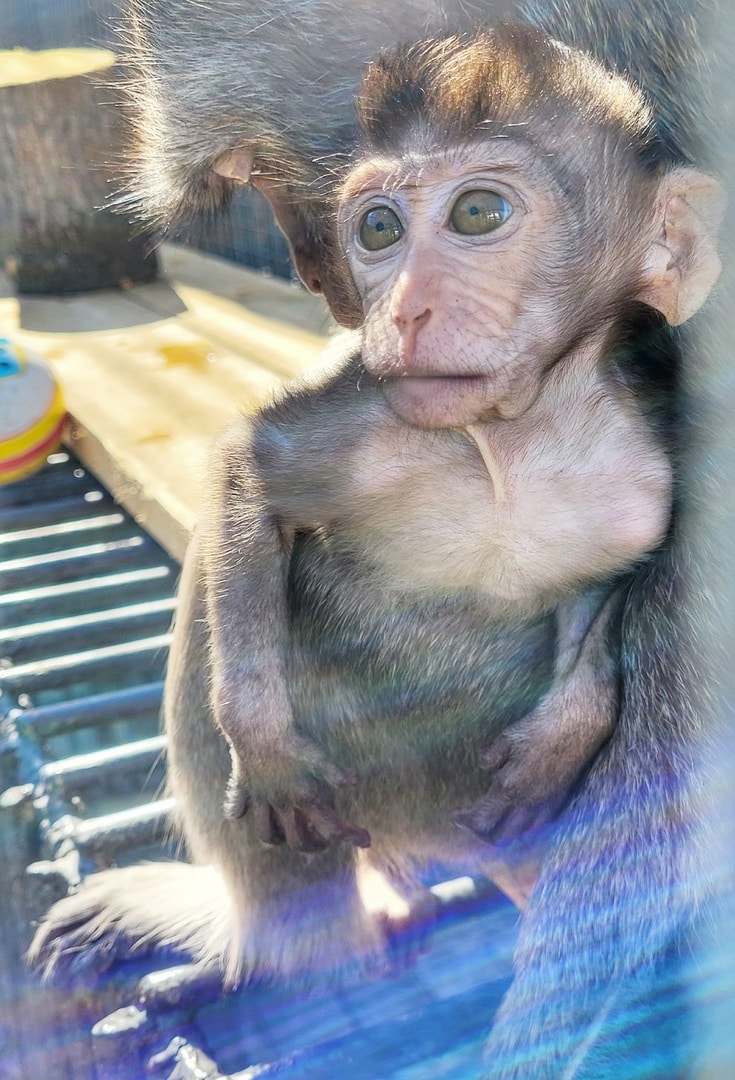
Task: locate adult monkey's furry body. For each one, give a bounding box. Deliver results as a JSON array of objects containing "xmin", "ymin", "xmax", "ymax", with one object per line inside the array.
[
  {"xmin": 31, "ymin": 4, "xmax": 724, "ymax": 1079},
  {"xmin": 122, "ymin": 0, "xmax": 716, "ymax": 322}
]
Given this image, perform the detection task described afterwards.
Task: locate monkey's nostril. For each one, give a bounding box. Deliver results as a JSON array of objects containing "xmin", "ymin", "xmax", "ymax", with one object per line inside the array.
[{"xmin": 392, "ymin": 307, "xmax": 431, "ymax": 330}]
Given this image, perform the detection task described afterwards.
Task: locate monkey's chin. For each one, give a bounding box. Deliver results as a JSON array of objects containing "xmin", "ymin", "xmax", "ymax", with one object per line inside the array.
[{"xmin": 382, "ymin": 375, "xmax": 495, "ymax": 429}]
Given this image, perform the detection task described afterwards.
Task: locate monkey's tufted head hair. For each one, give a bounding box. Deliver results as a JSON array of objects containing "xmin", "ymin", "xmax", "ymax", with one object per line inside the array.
[
  {"xmin": 356, "ymin": 25, "xmax": 660, "ymax": 173},
  {"xmin": 117, "ymin": 0, "xmax": 710, "ymax": 234}
]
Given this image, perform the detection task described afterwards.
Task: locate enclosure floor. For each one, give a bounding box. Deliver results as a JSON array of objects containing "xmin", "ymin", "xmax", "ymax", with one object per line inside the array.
[{"xmin": 0, "ymin": 245, "xmax": 334, "ymax": 559}]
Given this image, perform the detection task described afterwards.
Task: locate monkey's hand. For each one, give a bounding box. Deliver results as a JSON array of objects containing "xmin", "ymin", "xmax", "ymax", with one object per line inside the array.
[
  {"xmin": 223, "ymin": 733, "xmax": 371, "ymax": 853},
  {"xmin": 454, "ymin": 666, "xmax": 617, "ymax": 844},
  {"xmin": 457, "ymin": 588, "xmax": 620, "ymax": 844}
]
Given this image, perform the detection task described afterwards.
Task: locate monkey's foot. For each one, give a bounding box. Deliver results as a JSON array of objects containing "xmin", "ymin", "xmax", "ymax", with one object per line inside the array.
[
  {"xmin": 453, "ymin": 736, "xmax": 567, "ymax": 845},
  {"xmin": 357, "ymin": 861, "xmax": 439, "ymax": 970},
  {"xmin": 455, "ymin": 682, "xmax": 608, "ymax": 845},
  {"xmin": 225, "ymin": 773, "xmax": 371, "ymax": 853}
]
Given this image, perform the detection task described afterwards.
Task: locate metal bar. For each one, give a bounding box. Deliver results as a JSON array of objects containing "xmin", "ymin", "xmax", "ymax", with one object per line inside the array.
[
  {"xmin": 0, "ymin": 512, "xmax": 126, "ymax": 547},
  {"xmin": 0, "ymin": 634, "xmax": 173, "ymax": 695},
  {"xmin": 1, "ymin": 598, "xmax": 177, "ymax": 662},
  {"xmin": 136, "ymin": 965, "xmax": 223, "ymax": 1013},
  {"xmin": 39, "ymin": 735, "xmax": 167, "ymax": 793},
  {"xmin": 0, "ymin": 566, "xmax": 176, "ymax": 621},
  {"xmin": 0, "ymin": 493, "xmax": 115, "ymax": 533},
  {"xmin": 0, "ymin": 464, "xmax": 98, "ymax": 508},
  {"xmin": 15, "ymin": 682, "xmax": 164, "ymax": 739},
  {"xmin": 45, "ymin": 798, "xmax": 176, "ymax": 861},
  {"xmin": 0, "ymin": 536, "xmax": 154, "ymax": 591}
]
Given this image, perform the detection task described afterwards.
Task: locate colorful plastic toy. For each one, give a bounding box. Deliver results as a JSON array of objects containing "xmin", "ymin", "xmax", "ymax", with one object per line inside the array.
[{"xmin": 0, "ymin": 337, "xmax": 66, "ymax": 485}]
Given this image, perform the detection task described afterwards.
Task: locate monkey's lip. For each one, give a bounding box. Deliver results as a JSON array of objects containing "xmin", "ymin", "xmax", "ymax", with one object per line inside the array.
[{"xmin": 384, "ymin": 373, "xmax": 491, "ymax": 397}]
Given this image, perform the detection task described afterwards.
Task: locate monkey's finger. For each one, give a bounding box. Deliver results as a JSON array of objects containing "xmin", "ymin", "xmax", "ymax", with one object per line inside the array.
[
  {"xmin": 331, "ymin": 767, "xmax": 359, "ymax": 789},
  {"xmin": 289, "ymin": 736, "xmax": 356, "ymax": 791},
  {"xmin": 462, "ymin": 796, "xmax": 559, "ymax": 845},
  {"xmin": 281, "ymin": 807, "xmax": 330, "ymax": 853},
  {"xmin": 451, "ymin": 807, "xmax": 481, "ymax": 833},
  {"xmin": 308, "ymin": 804, "xmax": 371, "ymax": 848},
  {"xmin": 253, "ymin": 802, "xmax": 286, "ymax": 846},
  {"xmin": 479, "ymin": 738, "xmax": 513, "ymax": 772},
  {"xmin": 223, "ymin": 776, "xmax": 251, "ymax": 819},
  {"xmin": 478, "ymin": 806, "xmax": 532, "ymax": 843},
  {"xmin": 451, "ymin": 801, "xmax": 513, "ymax": 839},
  {"xmin": 311, "ymin": 759, "xmax": 358, "ymax": 791}
]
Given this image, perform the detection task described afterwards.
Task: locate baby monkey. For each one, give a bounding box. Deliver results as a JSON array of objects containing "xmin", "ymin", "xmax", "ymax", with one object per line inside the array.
[
  {"xmin": 31, "ymin": 25, "xmax": 722, "ymax": 1067},
  {"xmin": 200, "ymin": 25, "xmax": 717, "ymax": 880}
]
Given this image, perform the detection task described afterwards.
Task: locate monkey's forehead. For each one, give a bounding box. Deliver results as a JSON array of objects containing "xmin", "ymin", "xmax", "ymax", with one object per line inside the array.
[{"xmin": 340, "ymin": 142, "xmax": 545, "ymax": 200}]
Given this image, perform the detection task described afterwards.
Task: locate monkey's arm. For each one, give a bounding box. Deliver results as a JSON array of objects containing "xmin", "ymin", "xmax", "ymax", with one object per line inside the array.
[
  {"xmin": 455, "ymin": 586, "xmax": 620, "ymax": 845},
  {"xmin": 200, "ymin": 414, "xmax": 370, "ymax": 852}
]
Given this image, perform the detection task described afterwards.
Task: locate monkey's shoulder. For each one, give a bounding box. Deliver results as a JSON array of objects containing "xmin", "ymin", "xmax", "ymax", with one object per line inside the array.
[
  {"xmin": 245, "ymin": 354, "xmax": 446, "ymax": 506},
  {"xmin": 233, "ymin": 353, "xmax": 672, "ymax": 607}
]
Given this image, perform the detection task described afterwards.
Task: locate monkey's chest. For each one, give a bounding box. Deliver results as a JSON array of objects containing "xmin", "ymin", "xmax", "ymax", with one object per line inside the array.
[{"xmin": 341, "ymin": 407, "xmax": 671, "ymax": 609}]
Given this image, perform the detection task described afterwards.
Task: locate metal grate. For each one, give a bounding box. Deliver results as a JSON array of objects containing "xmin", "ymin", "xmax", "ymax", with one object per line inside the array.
[
  {"xmin": 0, "ymin": 450, "xmax": 180, "ymax": 1080},
  {"xmin": 0, "ymin": 451, "xmax": 518, "ymax": 1080}
]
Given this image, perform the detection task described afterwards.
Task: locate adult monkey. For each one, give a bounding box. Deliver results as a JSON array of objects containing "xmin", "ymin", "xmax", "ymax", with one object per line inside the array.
[
  {"xmin": 31, "ymin": 21, "xmax": 725, "ymax": 1080},
  {"xmin": 122, "ymin": 0, "xmax": 716, "ymax": 325}
]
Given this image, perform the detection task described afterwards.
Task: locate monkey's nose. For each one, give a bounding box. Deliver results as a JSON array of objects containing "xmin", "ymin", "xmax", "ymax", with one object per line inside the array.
[
  {"xmin": 392, "ymin": 307, "xmax": 432, "ymax": 356},
  {"xmin": 392, "ymin": 308, "xmax": 431, "ymax": 331},
  {"xmin": 391, "ymin": 307, "xmax": 431, "ymax": 359}
]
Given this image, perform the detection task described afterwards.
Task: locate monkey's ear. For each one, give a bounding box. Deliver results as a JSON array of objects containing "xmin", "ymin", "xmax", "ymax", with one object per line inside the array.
[
  {"xmin": 637, "ymin": 168, "xmax": 726, "ymax": 325},
  {"xmin": 213, "ymin": 147, "xmax": 255, "ymax": 184},
  {"xmin": 213, "ymin": 149, "xmax": 324, "ymax": 290},
  {"xmin": 213, "ymin": 149, "xmax": 362, "ymax": 328}
]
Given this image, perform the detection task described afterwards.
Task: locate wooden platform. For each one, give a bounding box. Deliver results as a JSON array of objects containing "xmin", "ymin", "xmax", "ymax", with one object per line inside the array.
[{"xmin": 0, "ymin": 245, "xmax": 334, "ymax": 561}]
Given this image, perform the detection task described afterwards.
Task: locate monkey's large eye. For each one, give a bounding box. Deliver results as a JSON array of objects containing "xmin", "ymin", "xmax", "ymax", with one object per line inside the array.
[
  {"xmin": 450, "ymin": 190, "xmax": 511, "ymax": 235},
  {"xmin": 357, "ymin": 205, "xmax": 404, "ymax": 251}
]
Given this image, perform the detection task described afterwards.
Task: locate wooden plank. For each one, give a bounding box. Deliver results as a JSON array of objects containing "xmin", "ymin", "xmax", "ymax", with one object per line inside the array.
[
  {"xmin": 0, "ymin": 245, "xmax": 333, "ymax": 561},
  {"xmin": 0, "ymin": 48, "xmax": 116, "ymax": 89}
]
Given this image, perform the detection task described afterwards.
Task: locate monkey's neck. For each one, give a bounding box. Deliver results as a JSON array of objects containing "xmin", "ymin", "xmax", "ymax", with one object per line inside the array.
[{"xmin": 463, "ymin": 424, "xmax": 508, "ymax": 505}]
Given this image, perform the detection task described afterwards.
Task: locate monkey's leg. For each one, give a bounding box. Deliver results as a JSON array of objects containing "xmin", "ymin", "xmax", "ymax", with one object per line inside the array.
[
  {"xmin": 29, "ymin": 828, "xmax": 389, "ymax": 984},
  {"xmin": 482, "ymin": 542, "xmax": 705, "ymax": 1078},
  {"xmin": 199, "ymin": 421, "xmax": 367, "ymax": 849},
  {"xmin": 163, "ymin": 536, "xmax": 384, "ymax": 983},
  {"xmin": 355, "ymin": 851, "xmax": 440, "ymax": 968},
  {"xmin": 30, "ymin": 525, "xmax": 382, "ymax": 986},
  {"xmin": 213, "ymin": 816, "xmax": 392, "ymax": 983},
  {"xmin": 456, "ymin": 586, "xmax": 620, "ymax": 847}
]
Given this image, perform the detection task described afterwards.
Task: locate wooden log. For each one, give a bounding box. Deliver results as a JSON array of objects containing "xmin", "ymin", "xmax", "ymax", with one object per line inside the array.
[{"xmin": 0, "ymin": 48, "xmax": 157, "ymax": 294}]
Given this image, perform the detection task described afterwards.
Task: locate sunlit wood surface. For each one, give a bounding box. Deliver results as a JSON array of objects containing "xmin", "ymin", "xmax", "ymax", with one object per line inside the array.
[{"xmin": 0, "ymin": 245, "xmax": 333, "ymax": 561}]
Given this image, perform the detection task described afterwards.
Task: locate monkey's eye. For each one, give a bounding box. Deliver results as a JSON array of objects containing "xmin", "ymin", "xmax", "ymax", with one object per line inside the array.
[
  {"xmin": 357, "ymin": 205, "xmax": 404, "ymax": 251},
  {"xmin": 450, "ymin": 190, "xmax": 511, "ymax": 235}
]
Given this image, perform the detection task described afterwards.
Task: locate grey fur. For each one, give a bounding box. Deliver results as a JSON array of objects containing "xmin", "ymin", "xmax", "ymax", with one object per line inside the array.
[
  {"xmin": 30, "ymin": 5, "xmax": 722, "ymax": 1079},
  {"xmin": 118, "ymin": 0, "xmax": 715, "ymax": 230}
]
